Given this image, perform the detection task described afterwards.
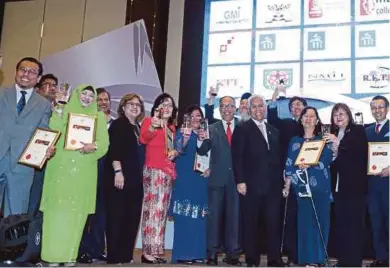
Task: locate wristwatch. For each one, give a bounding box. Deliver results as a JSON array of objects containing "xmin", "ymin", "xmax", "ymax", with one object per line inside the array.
[{"xmin": 114, "ymin": 169, "xmax": 122, "ymax": 174}]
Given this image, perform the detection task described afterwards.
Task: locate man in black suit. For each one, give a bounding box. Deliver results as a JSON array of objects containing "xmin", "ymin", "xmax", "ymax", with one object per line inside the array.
[
  {"xmin": 232, "ymin": 94, "xmax": 285, "ymax": 267},
  {"xmin": 267, "ymin": 87, "xmax": 307, "ymax": 266},
  {"xmin": 198, "ymin": 96, "xmax": 242, "ymax": 266}
]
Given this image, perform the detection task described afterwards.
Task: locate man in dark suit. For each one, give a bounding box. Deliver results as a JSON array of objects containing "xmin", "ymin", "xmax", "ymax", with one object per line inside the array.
[
  {"xmin": 0, "ymin": 57, "xmax": 52, "ymax": 216},
  {"xmin": 267, "ymin": 86, "xmax": 307, "ymax": 266},
  {"xmin": 365, "ymin": 95, "xmax": 389, "ymax": 267},
  {"xmin": 197, "ymin": 96, "xmax": 241, "ymax": 266},
  {"xmin": 232, "ymin": 94, "xmax": 285, "ymax": 267}
]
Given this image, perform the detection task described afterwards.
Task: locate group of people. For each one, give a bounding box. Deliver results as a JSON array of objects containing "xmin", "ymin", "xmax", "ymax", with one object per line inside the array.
[{"xmin": 0, "ymin": 56, "xmax": 388, "ymax": 268}]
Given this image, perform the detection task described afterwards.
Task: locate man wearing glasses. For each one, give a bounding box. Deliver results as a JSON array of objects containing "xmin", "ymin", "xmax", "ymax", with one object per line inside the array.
[
  {"xmin": 35, "ymin": 74, "xmax": 58, "ymax": 104},
  {"xmin": 0, "ymin": 57, "xmax": 53, "ymax": 216},
  {"xmin": 365, "ymin": 95, "xmax": 389, "ymax": 267}
]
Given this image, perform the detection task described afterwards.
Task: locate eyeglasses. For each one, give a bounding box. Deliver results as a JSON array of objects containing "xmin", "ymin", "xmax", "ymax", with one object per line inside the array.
[
  {"xmin": 333, "ymin": 113, "xmax": 346, "ymax": 118},
  {"xmin": 371, "ymin": 105, "xmax": 386, "ymax": 110},
  {"xmin": 18, "ymin": 67, "xmax": 39, "ymax": 76},
  {"xmin": 161, "ymin": 103, "xmax": 173, "ymax": 109},
  {"xmin": 126, "ymin": 102, "xmax": 141, "ymax": 108},
  {"xmin": 250, "ymin": 104, "xmax": 265, "ymax": 110},
  {"xmin": 42, "ymin": 82, "xmax": 58, "ymax": 88},
  {"xmin": 220, "ymin": 104, "xmax": 235, "ymax": 109}
]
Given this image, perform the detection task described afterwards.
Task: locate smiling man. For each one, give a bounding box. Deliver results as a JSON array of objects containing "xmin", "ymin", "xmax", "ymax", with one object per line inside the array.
[
  {"xmin": 96, "ymin": 88, "xmax": 114, "ymax": 127},
  {"xmin": 0, "ymin": 57, "xmax": 52, "ymax": 216}
]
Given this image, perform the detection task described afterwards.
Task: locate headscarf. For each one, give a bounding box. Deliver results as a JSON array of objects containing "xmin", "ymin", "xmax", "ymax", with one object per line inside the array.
[{"xmin": 62, "ymin": 84, "xmax": 98, "ymax": 116}]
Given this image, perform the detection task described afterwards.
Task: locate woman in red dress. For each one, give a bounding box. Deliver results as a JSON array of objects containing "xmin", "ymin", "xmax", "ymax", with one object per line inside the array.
[{"xmin": 139, "ymin": 93, "xmax": 178, "ymax": 264}]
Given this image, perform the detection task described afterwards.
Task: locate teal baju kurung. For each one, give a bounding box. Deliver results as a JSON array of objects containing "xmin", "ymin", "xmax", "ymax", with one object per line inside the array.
[
  {"xmin": 40, "ymin": 85, "xmax": 109, "ymax": 263},
  {"xmin": 285, "ymin": 136, "xmax": 333, "ymax": 265}
]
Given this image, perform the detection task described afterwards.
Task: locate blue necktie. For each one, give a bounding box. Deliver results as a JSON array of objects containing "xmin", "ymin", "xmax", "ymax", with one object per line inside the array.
[{"xmin": 17, "ymin": 91, "xmax": 27, "ymax": 115}]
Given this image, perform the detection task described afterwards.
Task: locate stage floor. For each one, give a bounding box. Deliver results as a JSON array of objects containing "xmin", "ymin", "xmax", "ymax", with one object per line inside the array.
[{"xmin": 75, "ymin": 250, "xmax": 373, "ymax": 267}]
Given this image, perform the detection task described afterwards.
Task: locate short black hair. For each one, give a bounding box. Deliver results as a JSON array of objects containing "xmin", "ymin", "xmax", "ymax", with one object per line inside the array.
[
  {"xmin": 185, "ymin": 104, "xmax": 204, "ymax": 119},
  {"xmin": 16, "ymin": 57, "xmax": 43, "ymax": 76},
  {"xmin": 371, "ymin": 95, "xmax": 389, "ymax": 108},
  {"xmin": 35, "ymin": 73, "xmax": 58, "ymax": 88},
  {"xmin": 289, "ymin": 96, "xmax": 307, "ymax": 112},
  {"xmin": 96, "ymin": 87, "xmax": 111, "ymax": 101}
]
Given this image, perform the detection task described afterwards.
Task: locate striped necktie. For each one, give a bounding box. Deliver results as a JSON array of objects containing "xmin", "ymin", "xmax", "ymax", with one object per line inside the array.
[
  {"xmin": 375, "ymin": 123, "xmax": 380, "ymax": 134},
  {"xmin": 17, "ymin": 91, "xmax": 27, "ymax": 115}
]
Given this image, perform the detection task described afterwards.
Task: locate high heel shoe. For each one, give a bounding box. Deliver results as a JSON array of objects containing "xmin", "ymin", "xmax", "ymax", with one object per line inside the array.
[{"xmin": 141, "ymin": 255, "xmax": 158, "ymax": 264}]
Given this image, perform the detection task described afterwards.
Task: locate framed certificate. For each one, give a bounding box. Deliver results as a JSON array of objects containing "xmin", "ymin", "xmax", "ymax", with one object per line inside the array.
[
  {"xmin": 367, "ymin": 142, "xmax": 389, "ymax": 175},
  {"xmin": 165, "ymin": 126, "xmax": 175, "ymax": 155},
  {"xmin": 64, "ymin": 113, "xmax": 97, "ymax": 150},
  {"xmin": 18, "ymin": 128, "xmax": 61, "ymax": 169},
  {"xmin": 295, "ymin": 140, "xmax": 326, "ymax": 166},
  {"xmin": 194, "ymin": 152, "xmax": 210, "ymax": 173}
]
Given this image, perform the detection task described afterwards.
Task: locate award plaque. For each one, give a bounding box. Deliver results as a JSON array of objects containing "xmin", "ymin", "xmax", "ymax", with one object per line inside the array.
[
  {"xmin": 64, "ymin": 113, "xmax": 97, "ymax": 150},
  {"xmin": 18, "ymin": 128, "xmax": 61, "ymax": 169},
  {"xmin": 194, "ymin": 152, "xmax": 210, "ymax": 173},
  {"xmin": 295, "ymin": 140, "xmax": 326, "ymax": 166},
  {"xmin": 165, "ymin": 126, "xmax": 175, "ymax": 155},
  {"xmin": 367, "ymin": 142, "xmax": 389, "ymax": 175}
]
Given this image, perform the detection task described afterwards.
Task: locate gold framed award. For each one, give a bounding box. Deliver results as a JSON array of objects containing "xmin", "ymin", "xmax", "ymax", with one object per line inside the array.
[
  {"xmin": 18, "ymin": 128, "xmax": 61, "ymax": 169},
  {"xmin": 367, "ymin": 142, "xmax": 389, "ymax": 175},
  {"xmin": 64, "ymin": 113, "xmax": 97, "ymax": 150},
  {"xmin": 295, "ymin": 139, "xmax": 326, "ymax": 166}
]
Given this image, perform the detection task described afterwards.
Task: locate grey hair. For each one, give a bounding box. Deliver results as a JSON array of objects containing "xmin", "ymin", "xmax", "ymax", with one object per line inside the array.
[
  {"xmin": 247, "ymin": 94, "xmax": 267, "ymax": 109},
  {"xmin": 219, "ymin": 96, "xmax": 236, "ymax": 106}
]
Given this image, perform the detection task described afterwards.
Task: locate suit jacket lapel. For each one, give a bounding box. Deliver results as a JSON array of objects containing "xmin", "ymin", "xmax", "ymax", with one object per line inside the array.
[
  {"xmin": 380, "ymin": 120, "xmax": 389, "ymax": 136},
  {"xmin": 249, "ymin": 119, "xmax": 268, "ymax": 148},
  {"xmin": 20, "ymin": 91, "xmax": 40, "ymax": 118},
  {"xmin": 5, "ymin": 86, "xmax": 17, "ymax": 118},
  {"xmin": 216, "ymin": 121, "xmax": 230, "ymax": 147}
]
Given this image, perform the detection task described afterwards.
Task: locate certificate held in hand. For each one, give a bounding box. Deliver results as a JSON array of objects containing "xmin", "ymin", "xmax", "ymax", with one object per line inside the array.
[
  {"xmin": 295, "ymin": 140, "xmax": 326, "ymax": 166},
  {"xmin": 367, "ymin": 142, "xmax": 389, "ymax": 175},
  {"xmin": 65, "ymin": 113, "xmax": 97, "ymax": 150},
  {"xmin": 18, "ymin": 128, "xmax": 61, "ymax": 169}
]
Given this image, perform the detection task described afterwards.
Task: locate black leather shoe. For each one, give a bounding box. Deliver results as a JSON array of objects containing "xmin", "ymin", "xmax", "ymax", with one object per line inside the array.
[
  {"xmin": 178, "ymin": 259, "xmax": 193, "ymax": 264},
  {"xmin": 207, "ymin": 258, "xmax": 218, "ymax": 266},
  {"xmin": 141, "ymin": 255, "xmax": 158, "ymax": 264},
  {"xmin": 223, "ymin": 257, "xmax": 242, "ymax": 266},
  {"xmin": 96, "ymin": 253, "xmax": 107, "ymax": 261},
  {"xmin": 77, "ymin": 253, "xmax": 93, "ymax": 264},
  {"xmin": 155, "ymin": 257, "xmax": 167, "ymax": 264},
  {"xmin": 267, "ymin": 259, "xmax": 288, "ymax": 267},
  {"xmin": 367, "ymin": 260, "xmax": 390, "ymax": 267}
]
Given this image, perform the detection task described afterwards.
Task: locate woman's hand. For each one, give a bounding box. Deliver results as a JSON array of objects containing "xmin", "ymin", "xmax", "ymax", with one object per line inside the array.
[
  {"xmin": 181, "ymin": 127, "xmax": 192, "ymax": 138},
  {"xmin": 114, "ymin": 172, "xmax": 125, "ymax": 190},
  {"xmin": 298, "ymin": 163, "xmax": 310, "ymax": 170},
  {"xmin": 201, "ymin": 169, "xmax": 211, "ymax": 178},
  {"xmin": 151, "ymin": 116, "xmax": 162, "ymax": 128},
  {"xmin": 78, "ymin": 142, "xmax": 96, "ymax": 154},
  {"xmin": 282, "ymin": 177, "xmax": 292, "ymax": 198},
  {"xmin": 323, "ymin": 133, "xmax": 338, "ymax": 143},
  {"xmin": 167, "ymin": 150, "xmax": 178, "ymax": 161}
]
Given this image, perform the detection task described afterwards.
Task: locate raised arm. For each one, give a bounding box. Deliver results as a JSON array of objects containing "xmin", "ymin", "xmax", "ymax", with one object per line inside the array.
[{"xmin": 140, "ymin": 117, "xmax": 157, "ymax": 144}]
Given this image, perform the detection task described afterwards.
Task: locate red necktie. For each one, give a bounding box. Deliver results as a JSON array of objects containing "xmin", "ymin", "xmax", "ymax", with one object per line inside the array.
[
  {"xmin": 226, "ymin": 122, "xmax": 232, "ymax": 146},
  {"xmin": 375, "ymin": 123, "xmax": 380, "ymax": 134}
]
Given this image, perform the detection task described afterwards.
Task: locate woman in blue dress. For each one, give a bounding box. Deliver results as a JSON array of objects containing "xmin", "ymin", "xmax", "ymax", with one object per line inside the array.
[
  {"xmin": 284, "ymin": 106, "xmax": 338, "ymax": 267},
  {"xmin": 168, "ymin": 105, "xmax": 208, "ymax": 264}
]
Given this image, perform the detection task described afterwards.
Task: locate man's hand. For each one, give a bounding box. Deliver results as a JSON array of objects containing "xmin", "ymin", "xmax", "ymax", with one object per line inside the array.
[
  {"xmin": 237, "ymin": 183, "xmax": 247, "ymax": 196},
  {"xmin": 45, "ymin": 146, "xmax": 56, "ymax": 159}
]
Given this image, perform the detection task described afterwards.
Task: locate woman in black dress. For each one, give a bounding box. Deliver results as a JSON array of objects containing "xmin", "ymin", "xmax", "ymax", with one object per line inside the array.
[{"xmin": 105, "ymin": 93, "xmax": 145, "ymax": 264}]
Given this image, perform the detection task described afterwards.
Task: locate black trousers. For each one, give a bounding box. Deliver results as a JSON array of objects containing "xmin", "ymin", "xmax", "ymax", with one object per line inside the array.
[
  {"xmin": 241, "ymin": 192, "xmax": 281, "ymax": 266},
  {"xmin": 207, "ymin": 183, "xmax": 241, "ymax": 259},
  {"xmin": 281, "ymin": 188, "xmax": 298, "ymax": 263},
  {"xmin": 106, "ymin": 186, "xmax": 143, "ymax": 264},
  {"xmin": 334, "ymin": 193, "xmax": 366, "ymax": 267}
]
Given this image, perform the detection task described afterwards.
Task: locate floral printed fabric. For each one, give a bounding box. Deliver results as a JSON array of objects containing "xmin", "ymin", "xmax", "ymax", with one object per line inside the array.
[{"xmin": 141, "ymin": 167, "xmax": 172, "ymax": 255}]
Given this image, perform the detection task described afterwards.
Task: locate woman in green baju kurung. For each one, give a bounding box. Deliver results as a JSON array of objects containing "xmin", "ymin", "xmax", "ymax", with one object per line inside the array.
[{"xmin": 40, "ymin": 85, "xmax": 109, "ymax": 266}]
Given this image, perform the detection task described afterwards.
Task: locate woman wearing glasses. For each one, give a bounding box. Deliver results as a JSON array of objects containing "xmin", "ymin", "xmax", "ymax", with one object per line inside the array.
[
  {"xmin": 139, "ymin": 93, "xmax": 178, "ymax": 264},
  {"xmin": 105, "ymin": 93, "xmax": 145, "ymax": 264}
]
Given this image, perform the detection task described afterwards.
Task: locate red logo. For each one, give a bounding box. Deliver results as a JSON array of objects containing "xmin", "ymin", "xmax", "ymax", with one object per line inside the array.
[
  {"xmin": 309, "ymin": 0, "xmax": 323, "ymax": 18},
  {"xmin": 360, "ymin": 0, "xmax": 375, "ymax": 15},
  {"xmin": 26, "ymin": 154, "xmax": 31, "ymax": 160},
  {"xmin": 372, "ymin": 165, "xmax": 377, "ymax": 170},
  {"xmin": 300, "ymin": 158, "xmax": 305, "ymax": 162}
]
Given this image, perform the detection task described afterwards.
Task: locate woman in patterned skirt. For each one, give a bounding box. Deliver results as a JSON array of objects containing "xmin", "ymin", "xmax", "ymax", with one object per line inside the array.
[{"xmin": 139, "ymin": 93, "xmax": 178, "ymax": 264}]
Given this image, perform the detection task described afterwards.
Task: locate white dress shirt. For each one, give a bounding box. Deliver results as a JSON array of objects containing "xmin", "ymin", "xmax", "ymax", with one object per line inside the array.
[
  {"xmin": 222, "ymin": 119, "xmax": 235, "ymax": 133},
  {"xmin": 15, "ymin": 84, "xmax": 34, "ymax": 104},
  {"xmin": 251, "ymin": 118, "xmax": 269, "ymax": 145}
]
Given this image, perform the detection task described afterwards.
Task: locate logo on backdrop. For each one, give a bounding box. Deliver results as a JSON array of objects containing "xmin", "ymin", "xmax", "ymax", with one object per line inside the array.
[
  {"xmin": 215, "ymin": 78, "xmax": 245, "ymax": 94},
  {"xmin": 263, "ymin": 69, "xmax": 293, "ymax": 90},
  {"xmin": 259, "ymin": 34, "xmax": 276, "ymax": 51},
  {"xmin": 359, "ymin": 30, "xmax": 376, "ymax": 47},
  {"xmin": 309, "ymin": 0, "xmax": 323, "ymax": 18},
  {"xmin": 216, "ymin": 6, "xmax": 249, "ymax": 25},
  {"xmin": 307, "ymin": 71, "xmax": 346, "ymax": 83},
  {"xmin": 219, "ymin": 36, "xmax": 235, "ymax": 55},
  {"xmin": 362, "ymin": 66, "xmax": 390, "ymax": 89},
  {"xmin": 265, "ymin": 4, "xmax": 292, "ymax": 23},
  {"xmin": 360, "ymin": 0, "xmax": 390, "ymax": 16},
  {"xmin": 308, "ymin": 32, "xmax": 326, "ymax": 51}
]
